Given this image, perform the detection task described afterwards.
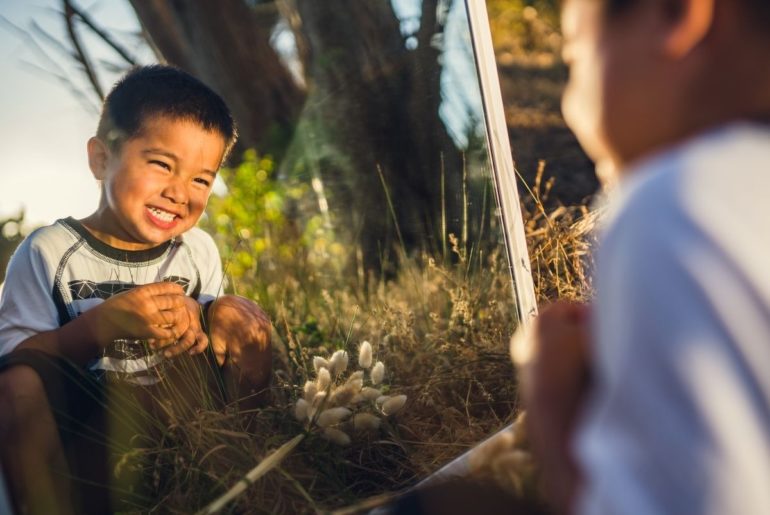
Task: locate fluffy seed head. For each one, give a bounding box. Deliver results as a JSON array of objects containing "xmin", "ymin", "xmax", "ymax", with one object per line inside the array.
[
  {"xmin": 313, "ymin": 356, "xmax": 330, "ymax": 373},
  {"xmin": 322, "ymin": 427, "xmax": 351, "ymax": 446},
  {"xmin": 330, "ymin": 350, "xmax": 349, "ymax": 376},
  {"xmin": 294, "ymin": 398, "xmax": 309, "ymax": 421},
  {"xmin": 361, "ymin": 387, "xmax": 382, "ymax": 401},
  {"xmin": 346, "ymin": 371, "xmax": 364, "ymax": 383},
  {"xmin": 370, "ymin": 361, "xmax": 385, "ymax": 385},
  {"xmin": 353, "ymin": 413, "xmax": 382, "ymax": 431},
  {"xmin": 311, "ymin": 391, "xmax": 327, "ymax": 408},
  {"xmin": 358, "ymin": 341, "xmax": 373, "ymax": 369},
  {"xmin": 316, "ymin": 407, "xmax": 352, "ymax": 428},
  {"xmin": 381, "ymin": 394, "xmax": 407, "ymax": 416},
  {"xmin": 309, "ymin": 391, "xmax": 326, "ymax": 419},
  {"xmin": 317, "ymin": 367, "xmax": 331, "ymax": 390},
  {"xmin": 346, "ymin": 378, "xmax": 363, "ymax": 393},
  {"xmin": 303, "ymin": 381, "xmax": 318, "ymax": 403},
  {"xmin": 329, "ymin": 383, "xmax": 357, "ymax": 407}
]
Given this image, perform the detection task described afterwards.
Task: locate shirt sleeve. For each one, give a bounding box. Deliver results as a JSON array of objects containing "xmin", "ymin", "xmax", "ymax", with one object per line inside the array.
[
  {"xmin": 576, "ymin": 188, "xmax": 770, "ymax": 514},
  {"xmin": 0, "ymin": 234, "xmax": 60, "ymax": 356},
  {"xmin": 190, "ymin": 228, "xmax": 224, "ymax": 304}
]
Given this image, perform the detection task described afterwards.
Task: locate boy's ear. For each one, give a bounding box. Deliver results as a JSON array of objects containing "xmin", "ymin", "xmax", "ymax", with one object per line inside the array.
[
  {"xmin": 662, "ymin": 0, "xmax": 716, "ymax": 58},
  {"xmin": 87, "ymin": 137, "xmax": 110, "ymax": 180}
]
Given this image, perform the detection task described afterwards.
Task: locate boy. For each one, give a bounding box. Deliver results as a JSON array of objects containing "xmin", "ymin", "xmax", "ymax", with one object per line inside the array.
[
  {"xmin": 0, "ymin": 65, "xmax": 272, "ymax": 514},
  {"xmin": 523, "ymin": 0, "xmax": 770, "ymax": 514}
]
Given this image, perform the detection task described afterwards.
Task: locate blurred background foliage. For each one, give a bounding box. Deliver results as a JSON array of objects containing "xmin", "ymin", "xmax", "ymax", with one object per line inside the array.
[
  {"xmin": 487, "ymin": 0, "xmax": 560, "ymax": 58},
  {"xmin": 0, "ymin": 214, "xmax": 24, "ymax": 284}
]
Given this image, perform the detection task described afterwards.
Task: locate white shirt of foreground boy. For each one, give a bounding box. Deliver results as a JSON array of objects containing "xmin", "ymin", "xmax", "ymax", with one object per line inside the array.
[{"xmin": 577, "ymin": 123, "xmax": 770, "ymax": 515}]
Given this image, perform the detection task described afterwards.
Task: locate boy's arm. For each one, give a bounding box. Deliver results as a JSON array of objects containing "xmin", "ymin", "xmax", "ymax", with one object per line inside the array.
[
  {"xmin": 16, "ymin": 282, "xmax": 193, "ymax": 367},
  {"xmin": 522, "ymin": 301, "xmax": 591, "ymax": 514}
]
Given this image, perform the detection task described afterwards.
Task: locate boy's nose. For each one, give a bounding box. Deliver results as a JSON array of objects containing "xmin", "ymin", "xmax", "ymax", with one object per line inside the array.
[{"xmin": 162, "ymin": 179, "xmax": 189, "ymax": 205}]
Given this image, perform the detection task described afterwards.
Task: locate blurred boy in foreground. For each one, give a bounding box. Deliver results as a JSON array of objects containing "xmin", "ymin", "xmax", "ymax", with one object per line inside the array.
[
  {"xmin": 523, "ymin": 0, "xmax": 770, "ymax": 513},
  {"xmin": 0, "ymin": 65, "xmax": 272, "ymax": 514}
]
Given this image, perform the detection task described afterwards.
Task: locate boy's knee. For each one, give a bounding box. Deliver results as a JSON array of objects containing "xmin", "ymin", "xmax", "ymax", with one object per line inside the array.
[
  {"xmin": 208, "ymin": 295, "xmax": 272, "ymax": 392},
  {"xmin": 209, "ymin": 295, "xmax": 271, "ymax": 350},
  {"xmin": 0, "ymin": 365, "xmax": 50, "ymax": 435}
]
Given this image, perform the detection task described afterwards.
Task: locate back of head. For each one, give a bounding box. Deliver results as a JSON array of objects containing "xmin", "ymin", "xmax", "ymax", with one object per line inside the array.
[
  {"xmin": 604, "ymin": 0, "xmax": 770, "ymax": 30},
  {"xmin": 561, "ymin": 0, "xmax": 770, "ymax": 175},
  {"xmin": 96, "ymin": 65, "xmax": 237, "ymax": 160}
]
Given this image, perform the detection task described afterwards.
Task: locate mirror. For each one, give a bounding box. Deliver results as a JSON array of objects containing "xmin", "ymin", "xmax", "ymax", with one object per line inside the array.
[
  {"xmin": 199, "ymin": 0, "xmax": 538, "ymax": 508},
  {"xmin": 0, "ymin": 0, "xmax": 537, "ymax": 512}
]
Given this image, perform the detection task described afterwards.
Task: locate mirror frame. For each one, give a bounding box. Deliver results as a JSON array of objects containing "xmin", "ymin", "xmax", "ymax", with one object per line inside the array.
[
  {"xmin": 466, "ymin": 0, "xmax": 538, "ymax": 328},
  {"xmin": 408, "ymin": 1, "xmax": 540, "ymax": 489}
]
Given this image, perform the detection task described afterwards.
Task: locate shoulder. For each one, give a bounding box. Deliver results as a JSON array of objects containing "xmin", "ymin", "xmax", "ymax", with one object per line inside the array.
[
  {"xmin": 176, "ymin": 226, "xmax": 221, "ymax": 261},
  {"xmin": 11, "ymin": 219, "xmax": 79, "ymax": 265},
  {"xmin": 599, "ymin": 123, "xmax": 770, "ymax": 284}
]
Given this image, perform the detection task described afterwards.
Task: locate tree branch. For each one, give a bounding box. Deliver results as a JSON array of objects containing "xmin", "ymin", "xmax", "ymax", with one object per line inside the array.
[
  {"xmin": 66, "ymin": 0, "xmax": 137, "ymax": 65},
  {"xmin": 62, "ymin": 0, "xmax": 104, "ymax": 100}
]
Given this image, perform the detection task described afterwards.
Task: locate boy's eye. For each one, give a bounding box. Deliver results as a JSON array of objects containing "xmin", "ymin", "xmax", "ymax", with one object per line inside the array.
[
  {"xmin": 194, "ymin": 177, "xmax": 211, "ymax": 187},
  {"xmin": 150, "ymin": 160, "xmax": 171, "ymax": 171}
]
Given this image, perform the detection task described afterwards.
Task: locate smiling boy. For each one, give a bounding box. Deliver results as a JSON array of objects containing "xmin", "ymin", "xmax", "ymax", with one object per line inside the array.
[
  {"xmin": 523, "ymin": 0, "xmax": 770, "ymax": 514},
  {"xmin": 0, "ymin": 65, "xmax": 272, "ymax": 514}
]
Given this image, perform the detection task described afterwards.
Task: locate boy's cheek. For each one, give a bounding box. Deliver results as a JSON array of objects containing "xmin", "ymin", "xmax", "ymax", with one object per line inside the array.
[{"xmin": 562, "ymin": 66, "xmax": 608, "ymax": 164}]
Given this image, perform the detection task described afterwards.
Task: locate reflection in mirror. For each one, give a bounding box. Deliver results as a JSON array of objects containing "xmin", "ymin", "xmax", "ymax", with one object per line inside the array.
[
  {"xmin": 199, "ymin": 0, "xmax": 531, "ymax": 511},
  {"xmin": 0, "ymin": 1, "xmax": 533, "ymax": 513}
]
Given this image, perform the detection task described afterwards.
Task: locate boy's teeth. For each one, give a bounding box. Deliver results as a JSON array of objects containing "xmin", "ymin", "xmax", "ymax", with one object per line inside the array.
[{"xmin": 149, "ymin": 207, "xmax": 175, "ymax": 222}]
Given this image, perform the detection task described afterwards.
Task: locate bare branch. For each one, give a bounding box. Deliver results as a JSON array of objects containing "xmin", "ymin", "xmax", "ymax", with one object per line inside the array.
[
  {"xmin": 19, "ymin": 60, "xmax": 101, "ymax": 114},
  {"xmin": 31, "ymin": 21, "xmax": 78, "ymax": 61},
  {"xmin": 62, "ymin": 0, "xmax": 104, "ymax": 100},
  {"xmin": 66, "ymin": 0, "xmax": 137, "ymax": 65},
  {"xmin": 1, "ymin": 14, "xmax": 100, "ymax": 111},
  {"xmin": 0, "ymin": 16, "xmax": 71, "ymax": 77}
]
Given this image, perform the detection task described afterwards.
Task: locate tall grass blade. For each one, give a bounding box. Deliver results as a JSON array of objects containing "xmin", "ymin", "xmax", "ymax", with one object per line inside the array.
[{"xmin": 198, "ymin": 434, "xmax": 305, "ymax": 514}]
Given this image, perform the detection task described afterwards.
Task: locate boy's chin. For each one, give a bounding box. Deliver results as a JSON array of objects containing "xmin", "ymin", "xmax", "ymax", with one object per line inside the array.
[{"xmin": 595, "ymin": 159, "xmax": 620, "ymax": 190}]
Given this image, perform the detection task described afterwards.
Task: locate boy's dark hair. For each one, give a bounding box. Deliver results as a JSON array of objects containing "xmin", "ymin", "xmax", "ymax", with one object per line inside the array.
[
  {"xmin": 96, "ymin": 65, "xmax": 238, "ymax": 161},
  {"xmin": 603, "ymin": 0, "xmax": 770, "ymax": 26}
]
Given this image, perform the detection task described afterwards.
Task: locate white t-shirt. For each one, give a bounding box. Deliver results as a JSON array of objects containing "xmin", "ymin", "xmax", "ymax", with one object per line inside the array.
[
  {"xmin": 0, "ymin": 218, "xmax": 223, "ymax": 383},
  {"xmin": 577, "ymin": 124, "xmax": 770, "ymax": 514}
]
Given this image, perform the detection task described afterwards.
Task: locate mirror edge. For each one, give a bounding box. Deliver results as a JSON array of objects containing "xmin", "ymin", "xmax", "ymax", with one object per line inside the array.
[{"xmin": 465, "ymin": 0, "xmax": 538, "ymax": 328}]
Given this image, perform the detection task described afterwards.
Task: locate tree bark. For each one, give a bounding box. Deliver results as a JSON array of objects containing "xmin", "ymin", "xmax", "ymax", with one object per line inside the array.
[
  {"xmin": 127, "ymin": 0, "xmax": 305, "ymax": 153},
  {"xmin": 291, "ymin": 0, "xmax": 464, "ymax": 271},
  {"xmin": 126, "ymin": 0, "xmax": 469, "ymax": 272}
]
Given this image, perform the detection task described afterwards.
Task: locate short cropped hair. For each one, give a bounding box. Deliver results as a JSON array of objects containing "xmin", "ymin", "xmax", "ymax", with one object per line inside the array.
[
  {"xmin": 604, "ymin": 0, "xmax": 770, "ymax": 26},
  {"xmin": 96, "ymin": 65, "xmax": 238, "ymax": 161}
]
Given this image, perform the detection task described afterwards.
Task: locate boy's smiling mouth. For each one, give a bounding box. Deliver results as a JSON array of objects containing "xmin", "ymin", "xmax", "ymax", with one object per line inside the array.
[{"xmin": 146, "ymin": 206, "xmax": 180, "ymax": 229}]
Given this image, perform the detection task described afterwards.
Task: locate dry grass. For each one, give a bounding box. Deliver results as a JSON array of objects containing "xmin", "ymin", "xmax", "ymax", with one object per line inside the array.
[
  {"xmin": 521, "ymin": 160, "xmax": 598, "ymax": 303},
  {"xmin": 98, "ymin": 167, "xmax": 598, "ymax": 514}
]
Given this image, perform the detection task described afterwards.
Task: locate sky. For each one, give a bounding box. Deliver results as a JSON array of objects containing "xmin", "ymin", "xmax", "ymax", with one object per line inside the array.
[
  {"xmin": 0, "ymin": 0, "xmax": 483, "ymax": 232},
  {"xmin": 0, "ymin": 0, "xmax": 149, "ymax": 230}
]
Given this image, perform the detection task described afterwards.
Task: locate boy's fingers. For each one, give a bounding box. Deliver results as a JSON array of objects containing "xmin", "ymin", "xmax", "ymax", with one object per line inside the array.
[
  {"xmin": 156, "ymin": 306, "xmax": 190, "ymax": 334},
  {"xmin": 146, "ymin": 324, "xmax": 178, "ymax": 341},
  {"xmin": 147, "ymin": 294, "xmax": 187, "ymax": 312},
  {"xmin": 164, "ymin": 329, "xmax": 197, "ymax": 357},
  {"xmin": 149, "ymin": 336, "xmax": 176, "ymax": 349},
  {"xmin": 188, "ymin": 333, "xmax": 209, "ymax": 356},
  {"xmin": 139, "ymin": 282, "xmax": 186, "ymax": 297}
]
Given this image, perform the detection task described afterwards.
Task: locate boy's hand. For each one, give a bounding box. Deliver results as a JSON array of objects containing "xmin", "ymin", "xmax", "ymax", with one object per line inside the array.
[
  {"xmin": 89, "ymin": 282, "xmax": 191, "ymax": 346},
  {"xmin": 150, "ymin": 296, "xmax": 209, "ymax": 358},
  {"xmin": 519, "ymin": 300, "xmax": 592, "ymax": 514}
]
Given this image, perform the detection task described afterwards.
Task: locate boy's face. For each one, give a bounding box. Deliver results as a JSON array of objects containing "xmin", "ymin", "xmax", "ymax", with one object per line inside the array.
[
  {"xmin": 88, "ymin": 116, "xmax": 226, "ymax": 250},
  {"xmin": 560, "ymin": 0, "xmax": 679, "ymax": 179}
]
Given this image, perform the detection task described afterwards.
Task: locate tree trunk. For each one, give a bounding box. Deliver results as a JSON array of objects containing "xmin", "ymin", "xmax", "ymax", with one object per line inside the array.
[
  {"xmin": 290, "ymin": 0, "xmax": 464, "ymax": 271},
  {"xmin": 128, "ymin": 0, "xmax": 305, "ymax": 153},
  {"xmin": 127, "ymin": 0, "xmax": 469, "ymax": 273}
]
